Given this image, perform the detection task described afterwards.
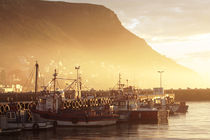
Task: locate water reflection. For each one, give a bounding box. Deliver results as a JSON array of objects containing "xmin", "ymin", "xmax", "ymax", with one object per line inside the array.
[
  {"xmin": 1, "ymin": 102, "xmax": 210, "ymax": 140},
  {"xmin": 0, "ymin": 123, "xmax": 169, "ymax": 140}
]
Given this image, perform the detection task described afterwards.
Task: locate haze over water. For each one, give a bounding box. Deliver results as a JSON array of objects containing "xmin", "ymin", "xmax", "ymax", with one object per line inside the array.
[{"xmin": 1, "ymin": 102, "xmax": 209, "ymax": 140}]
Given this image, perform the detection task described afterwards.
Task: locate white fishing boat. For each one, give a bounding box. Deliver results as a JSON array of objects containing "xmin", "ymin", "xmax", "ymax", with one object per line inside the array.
[
  {"xmin": 0, "ymin": 115, "xmax": 21, "ymax": 134},
  {"xmin": 5, "ymin": 110, "xmax": 55, "ymax": 130}
]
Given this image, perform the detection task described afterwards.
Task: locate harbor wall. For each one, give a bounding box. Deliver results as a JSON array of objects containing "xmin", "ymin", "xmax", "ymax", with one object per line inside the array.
[{"xmin": 1, "ymin": 89, "xmax": 210, "ymax": 102}]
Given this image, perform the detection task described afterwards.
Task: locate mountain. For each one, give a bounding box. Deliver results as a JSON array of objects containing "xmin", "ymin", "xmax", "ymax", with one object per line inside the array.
[{"xmin": 0, "ymin": 0, "xmax": 202, "ymax": 89}]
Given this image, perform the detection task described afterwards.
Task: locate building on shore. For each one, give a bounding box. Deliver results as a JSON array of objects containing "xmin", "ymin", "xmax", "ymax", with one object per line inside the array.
[{"xmin": 0, "ymin": 84, "xmax": 23, "ymax": 93}]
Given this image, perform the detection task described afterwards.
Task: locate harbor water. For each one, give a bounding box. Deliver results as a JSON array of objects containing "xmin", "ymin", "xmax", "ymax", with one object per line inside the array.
[{"xmin": 1, "ymin": 102, "xmax": 210, "ymax": 140}]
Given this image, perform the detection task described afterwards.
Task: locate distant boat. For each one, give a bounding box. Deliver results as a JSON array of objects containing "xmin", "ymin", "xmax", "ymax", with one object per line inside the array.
[
  {"xmin": 112, "ymin": 96, "xmax": 168, "ymax": 124},
  {"xmin": 110, "ymin": 74, "xmax": 168, "ymax": 124},
  {"xmin": 147, "ymin": 88, "xmax": 189, "ymax": 115}
]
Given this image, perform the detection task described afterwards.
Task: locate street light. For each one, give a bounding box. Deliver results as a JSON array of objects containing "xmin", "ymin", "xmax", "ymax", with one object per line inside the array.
[{"xmin": 157, "ymin": 71, "xmax": 164, "ymax": 88}]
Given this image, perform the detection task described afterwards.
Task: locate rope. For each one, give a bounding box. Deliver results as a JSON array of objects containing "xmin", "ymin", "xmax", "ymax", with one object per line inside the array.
[{"xmin": 23, "ymin": 67, "xmax": 35, "ymax": 92}]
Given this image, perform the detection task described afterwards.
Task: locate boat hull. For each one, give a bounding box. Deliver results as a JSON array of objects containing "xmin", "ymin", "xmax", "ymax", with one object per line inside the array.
[
  {"xmin": 57, "ymin": 120, "xmax": 116, "ymax": 127},
  {"xmin": 0, "ymin": 128, "xmax": 21, "ymax": 135},
  {"xmin": 117, "ymin": 109, "xmax": 168, "ymax": 124},
  {"xmin": 32, "ymin": 110, "xmax": 118, "ymax": 127},
  {"xmin": 7, "ymin": 121, "xmax": 54, "ymax": 130}
]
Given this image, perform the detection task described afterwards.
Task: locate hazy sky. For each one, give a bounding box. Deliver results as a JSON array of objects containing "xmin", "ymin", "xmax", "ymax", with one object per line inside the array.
[{"xmin": 52, "ymin": 0, "xmax": 210, "ymax": 79}]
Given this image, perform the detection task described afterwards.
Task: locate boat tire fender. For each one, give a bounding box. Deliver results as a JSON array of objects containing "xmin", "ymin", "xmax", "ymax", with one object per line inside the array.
[{"xmin": 33, "ymin": 123, "xmax": 39, "ymax": 130}]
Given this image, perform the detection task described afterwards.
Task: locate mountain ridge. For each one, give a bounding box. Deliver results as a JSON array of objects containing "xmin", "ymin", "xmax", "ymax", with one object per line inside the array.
[{"xmin": 0, "ymin": 0, "xmax": 202, "ymax": 89}]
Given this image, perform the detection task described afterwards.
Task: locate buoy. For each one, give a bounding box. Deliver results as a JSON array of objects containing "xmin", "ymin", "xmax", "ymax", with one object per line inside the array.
[
  {"xmin": 79, "ymin": 100, "xmax": 82, "ymax": 107},
  {"xmin": 29, "ymin": 103, "xmax": 34, "ymax": 109},
  {"xmin": 101, "ymin": 99, "xmax": 104, "ymax": 105},
  {"xmin": 5, "ymin": 105, "xmax": 10, "ymax": 112},
  {"xmin": 82, "ymin": 100, "xmax": 86, "ymax": 108},
  {"xmin": 87, "ymin": 100, "xmax": 91, "ymax": 107},
  {"xmin": 20, "ymin": 103, "xmax": 24, "ymax": 110},
  {"xmin": 67, "ymin": 101, "xmax": 70, "ymax": 108},
  {"xmin": 95, "ymin": 99, "xmax": 98, "ymax": 106},
  {"xmin": 63, "ymin": 102, "xmax": 67, "ymax": 108},
  {"xmin": 0, "ymin": 105, "xmax": 4, "ymax": 113},
  {"xmin": 17, "ymin": 103, "xmax": 21, "ymax": 110},
  {"xmin": 72, "ymin": 101, "xmax": 76, "ymax": 109},
  {"xmin": 3, "ymin": 105, "xmax": 6, "ymax": 113},
  {"xmin": 0, "ymin": 105, "xmax": 4, "ymax": 112},
  {"xmin": 75, "ymin": 101, "xmax": 79, "ymax": 108},
  {"xmin": 25, "ymin": 103, "xmax": 29, "ymax": 110},
  {"xmin": 107, "ymin": 99, "xmax": 110, "ymax": 104},
  {"xmin": 27, "ymin": 111, "xmax": 32, "ymax": 121},
  {"xmin": 105, "ymin": 99, "xmax": 107, "ymax": 104},
  {"xmin": 91, "ymin": 100, "xmax": 94, "ymax": 106},
  {"xmin": 98, "ymin": 99, "xmax": 101, "ymax": 105}
]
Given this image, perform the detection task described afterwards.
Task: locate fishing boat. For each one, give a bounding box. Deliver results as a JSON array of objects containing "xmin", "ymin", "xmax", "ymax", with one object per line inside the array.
[
  {"xmin": 112, "ymin": 96, "xmax": 168, "ymax": 124},
  {"xmin": 0, "ymin": 115, "xmax": 21, "ymax": 135},
  {"xmin": 153, "ymin": 93, "xmax": 189, "ymax": 115},
  {"xmin": 111, "ymin": 74, "xmax": 168, "ymax": 124},
  {"xmin": 4, "ymin": 110, "xmax": 54, "ymax": 130},
  {"xmin": 31, "ymin": 64, "xmax": 118, "ymax": 127}
]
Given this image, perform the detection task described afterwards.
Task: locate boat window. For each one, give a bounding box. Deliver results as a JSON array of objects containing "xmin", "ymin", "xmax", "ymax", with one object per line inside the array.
[
  {"xmin": 120, "ymin": 102, "xmax": 125, "ymax": 106},
  {"xmin": 40, "ymin": 99, "xmax": 46, "ymax": 104}
]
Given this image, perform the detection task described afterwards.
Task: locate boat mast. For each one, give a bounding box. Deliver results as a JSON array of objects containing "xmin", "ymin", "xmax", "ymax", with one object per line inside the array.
[
  {"xmin": 118, "ymin": 73, "xmax": 121, "ymax": 90},
  {"xmin": 53, "ymin": 69, "xmax": 57, "ymax": 93},
  {"xmin": 75, "ymin": 66, "xmax": 81, "ymax": 99},
  {"xmin": 53, "ymin": 69, "xmax": 57, "ymax": 112},
  {"xmin": 35, "ymin": 61, "xmax": 39, "ymax": 94}
]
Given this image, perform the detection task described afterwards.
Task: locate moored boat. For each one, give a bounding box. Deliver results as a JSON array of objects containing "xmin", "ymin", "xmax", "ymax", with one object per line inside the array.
[
  {"xmin": 5, "ymin": 110, "xmax": 54, "ymax": 130},
  {"xmin": 112, "ymin": 96, "xmax": 169, "ymax": 124},
  {"xmin": 31, "ymin": 65, "xmax": 118, "ymax": 127},
  {"xmin": 110, "ymin": 74, "xmax": 168, "ymax": 124},
  {"xmin": 142, "ymin": 88, "xmax": 189, "ymax": 115},
  {"xmin": 0, "ymin": 115, "xmax": 22, "ymax": 134}
]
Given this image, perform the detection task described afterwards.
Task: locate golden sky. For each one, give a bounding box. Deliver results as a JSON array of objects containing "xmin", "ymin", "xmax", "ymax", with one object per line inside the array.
[{"xmin": 55, "ymin": 0, "xmax": 210, "ymax": 82}]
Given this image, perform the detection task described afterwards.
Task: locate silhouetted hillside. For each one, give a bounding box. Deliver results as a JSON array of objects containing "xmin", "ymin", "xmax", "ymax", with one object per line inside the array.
[{"xmin": 0, "ymin": 0, "xmax": 202, "ymax": 89}]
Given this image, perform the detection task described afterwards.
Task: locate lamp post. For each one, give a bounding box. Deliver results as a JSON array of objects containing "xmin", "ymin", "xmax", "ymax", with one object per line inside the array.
[{"xmin": 157, "ymin": 71, "xmax": 164, "ymax": 88}]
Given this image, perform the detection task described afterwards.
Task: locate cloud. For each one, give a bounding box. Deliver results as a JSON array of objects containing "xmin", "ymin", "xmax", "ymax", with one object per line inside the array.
[
  {"xmin": 55, "ymin": 0, "xmax": 210, "ymax": 44},
  {"xmin": 124, "ymin": 18, "xmax": 140, "ymax": 30},
  {"xmin": 185, "ymin": 51, "xmax": 210, "ymax": 60},
  {"xmin": 173, "ymin": 51, "xmax": 210, "ymax": 74}
]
